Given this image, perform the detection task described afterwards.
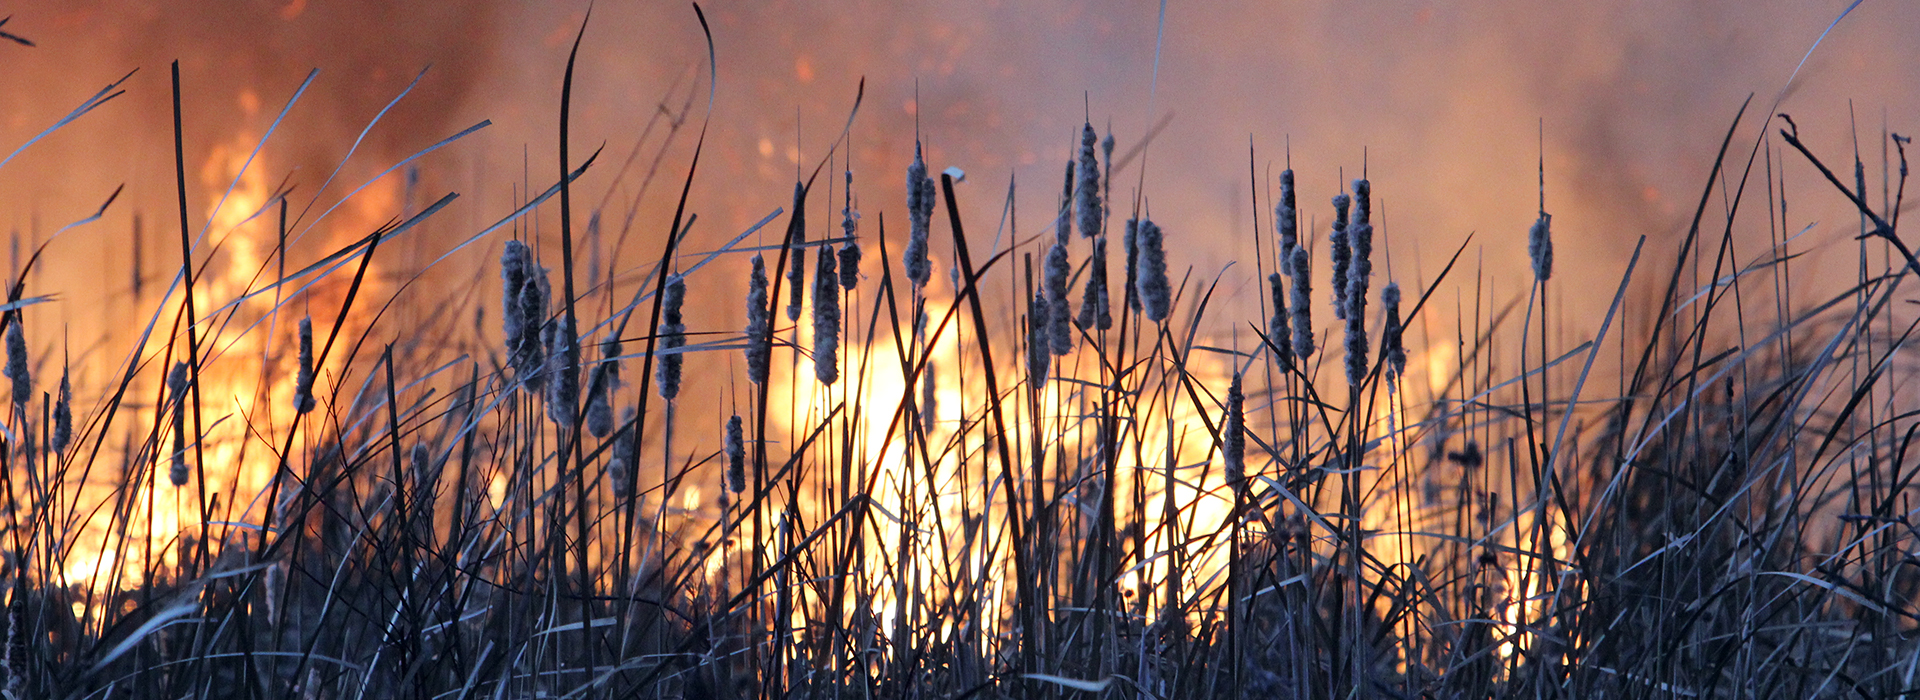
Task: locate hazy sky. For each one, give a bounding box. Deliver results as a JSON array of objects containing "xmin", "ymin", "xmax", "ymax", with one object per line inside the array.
[{"xmin": 1, "ymin": 0, "xmax": 1916, "ymax": 354}]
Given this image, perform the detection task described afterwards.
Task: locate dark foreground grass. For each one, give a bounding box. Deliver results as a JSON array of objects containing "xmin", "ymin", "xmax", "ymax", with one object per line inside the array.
[{"xmin": 3, "ymin": 13, "xmax": 1920, "ymax": 700}]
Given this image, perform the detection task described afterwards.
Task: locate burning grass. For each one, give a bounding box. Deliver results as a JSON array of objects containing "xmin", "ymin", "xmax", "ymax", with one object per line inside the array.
[{"xmin": 3, "ymin": 11, "xmax": 1920, "ymax": 700}]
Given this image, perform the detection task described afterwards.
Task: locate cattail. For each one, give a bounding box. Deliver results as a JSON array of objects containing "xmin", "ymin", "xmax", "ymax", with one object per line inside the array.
[
  {"xmin": 1026, "ymin": 289, "xmax": 1050, "ymax": 384},
  {"xmin": 514, "ymin": 267, "xmax": 552, "ymax": 389},
  {"xmin": 904, "ymin": 142, "xmax": 935, "ymax": 289},
  {"xmin": 839, "ymin": 168, "xmax": 862, "ymax": 290},
  {"xmin": 1529, "ymin": 212, "xmax": 1553, "ymax": 282},
  {"xmin": 607, "ymin": 407, "xmax": 636, "ymax": 499},
  {"xmin": 745, "ymin": 255, "xmax": 771, "ymax": 385},
  {"xmin": 1268, "ymin": 273, "xmax": 1293, "ymax": 371},
  {"xmin": 168, "ymin": 361, "xmax": 189, "ymax": 487},
  {"xmin": 295, "ymin": 317, "xmax": 316, "ymax": 414},
  {"xmin": 1329, "ymin": 193, "xmax": 1351, "ymax": 320},
  {"xmin": 544, "ymin": 323, "xmax": 577, "ymax": 428},
  {"xmin": 1290, "ymin": 246, "xmax": 1315, "ymax": 360},
  {"xmin": 920, "ymin": 361, "xmax": 938, "ymax": 435},
  {"xmin": 500, "ymin": 240, "xmax": 531, "ymax": 352},
  {"xmin": 813, "ymin": 244, "xmax": 841, "ymax": 384},
  {"xmin": 1077, "ymin": 123, "xmax": 1104, "ymax": 240},
  {"xmin": 1276, "ymin": 169, "xmax": 1298, "ymax": 277},
  {"xmin": 657, "ymin": 273, "xmax": 687, "ymax": 400},
  {"xmin": 1345, "ymin": 180, "xmax": 1374, "ymax": 388},
  {"xmin": 1135, "ymin": 218, "xmax": 1171, "ymax": 322},
  {"xmin": 1383, "ymin": 283, "xmax": 1406, "ymax": 381},
  {"xmin": 1077, "ymin": 236, "xmax": 1111, "ymax": 331},
  {"xmin": 1057, "ymin": 160, "xmax": 1075, "ymax": 247},
  {"xmin": 785, "ymin": 182, "xmax": 807, "ymax": 322},
  {"xmin": 725, "ymin": 414, "xmax": 745, "ymax": 494},
  {"xmin": 1122, "ymin": 218, "xmax": 1141, "ymax": 312},
  {"xmin": 4, "ymin": 322, "xmax": 26, "ymax": 408},
  {"xmin": 585, "ymin": 366, "xmax": 614, "ymax": 438},
  {"xmin": 51, "ymin": 367, "xmax": 70, "ymax": 452},
  {"xmin": 1224, "ymin": 370, "xmax": 1246, "ymax": 494},
  {"xmin": 1045, "ymin": 242, "xmax": 1073, "ymax": 355}
]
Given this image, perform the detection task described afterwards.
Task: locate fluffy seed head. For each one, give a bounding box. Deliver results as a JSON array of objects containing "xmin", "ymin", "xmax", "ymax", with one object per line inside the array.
[
  {"xmin": 1077, "ymin": 236, "xmax": 1111, "ymax": 331},
  {"xmin": 1329, "ymin": 193, "xmax": 1352, "ymax": 320},
  {"xmin": 1225, "ymin": 371, "xmax": 1246, "ymax": 493},
  {"xmin": 1123, "ymin": 218, "xmax": 1141, "ymax": 312},
  {"xmin": 608, "ymin": 407, "xmax": 637, "ymax": 499},
  {"xmin": 657, "ymin": 274, "xmax": 687, "ymax": 400},
  {"xmin": 1026, "ymin": 289, "xmax": 1051, "ymax": 384},
  {"xmin": 1135, "ymin": 219, "xmax": 1171, "ymax": 322},
  {"xmin": 1276, "ymin": 169, "xmax": 1298, "ymax": 276},
  {"xmin": 51, "ymin": 367, "xmax": 70, "ymax": 452},
  {"xmin": 725, "ymin": 414, "xmax": 746, "ymax": 494},
  {"xmin": 1045, "ymin": 243, "xmax": 1073, "ymax": 355},
  {"xmin": 1290, "ymin": 246, "xmax": 1316, "ymax": 360},
  {"xmin": 4, "ymin": 322, "xmax": 26, "ymax": 408},
  {"xmin": 1269, "ymin": 273, "xmax": 1293, "ymax": 372},
  {"xmin": 904, "ymin": 142, "xmax": 935, "ymax": 288},
  {"xmin": 514, "ymin": 268, "xmax": 551, "ymax": 390},
  {"xmin": 168, "ymin": 361, "xmax": 190, "ymax": 487},
  {"xmin": 1529, "ymin": 212, "xmax": 1553, "ymax": 282},
  {"xmin": 813, "ymin": 244, "xmax": 841, "ymax": 385},
  {"xmin": 296, "ymin": 317, "xmax": 316, "ymax": 414},
  {"xmin": 543, "ymin": 323, "xmax": 577, "ymax": 428},
  {"xmin": 1383, "ymin": 283, "xmax": 1406, "ymax": 381},
  {"xmin": 500, "ymin": 240, "xmax": 531, "ymax": 351},
  {"xmin": 1080, "ymin": 127, "xmax": 1107, "ymax": 238},
  {"xmin": 745, "ymin": 255, "xmax": 772, "ymax": 385},
  {"xmin": 920, "ymin": 361, "xmax": 938, "ymax": 435},
  {"xmin": 585, "ymin": 367, "xmax": 614, "ymax": 438},
  {"xmin": 786, "ymin": 182, "xmax": 808, "ymax": 322}
]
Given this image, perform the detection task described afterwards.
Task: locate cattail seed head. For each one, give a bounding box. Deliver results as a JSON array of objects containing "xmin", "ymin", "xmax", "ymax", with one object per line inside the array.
[
  {"xmin": 168, "ymin": 361, "xmax": 189, "ymax": 487},
  {"xmin": 1276, "ymin": 169, "xmax": 1298, "ymax": 277},
  {"xmin": 1329, "ymin": 193, "xmax": 1352, "ymax": 320},
  {"xmin": 904, "ymin": 142, "xmax": 935, "ymax": 288},
  {"xmin": 813, "ymin": 244, "xmax": 841, "ymax": 384},
  {"xmin": 1045, "ymin": 242, "xmax": 1073, "ymax": 355},
  {"xmin": 4, "ymin": 322, "xmax": 26, "ymax": 408},
  {"xmin": 786, "ymin": 182, "xmax": 808, "ymax": 322},
  {"xmin": 1268, "ymin": 273, "xmax": 1293, "ymax": 372},
  {"xmin": 51, "ymin": 367, "xmax": 71, "ymax": 452},
  {"xmin": 1529, "ymin": 212, "xmax": 1553, "ymax": 282},
  {"xmin": 1077, "ymin": 236, "xmax": 1111, "ymax": 331},
  {"xmin": 1383, "ymin": 283, "xmax": 1406, "ymax": 381},
  {"xmin": 1026, "ymin": 289, "xmax": 1051, "ymax": 384},
  {"xmin": 1135, "ymin": 218, "xmax": 1171, "ymax": 322},
  {"xmin": 1347, "ymin": 181, "xmax": 1374, "ymax": 326},
  {"xmin": 1077, "ymin": 123, "xmax": 1104, "ymax": 240},
  {"xmin": 1289, "ymin": 246, "xmax": 1315, "ymax": 360},
  {"xmin": 543, "ymin": 322, "xmax": 577, "ymax": 427},
  {"xmin": 514, "ymin": 267, "xmax": 551, "ymax": 390},
  {"xmin": 920, "ymin": 361, "xmax": 939, "ymax": 435},
  {"xmin": 500, "ymin": 240, "xmax": 531, "ymax": 352},
  {"xmin": 585, "ymin": 366, "xmax": 614, "ymax": 438},
  {"xmin": 1225, "ymin": 370, "xmax": 1246, "ymax": 493},
  {"xmin": 608, "ymin": 406, "xmax": 637, "ymax": 499},
  {"xmin": 657, "ymin": 273, "xmax": 687, "ymax": 400},
  {"xmin": 838, "ymin": 241, "xmax": 862, "ymax": 291},
  {"xmin": 295, "ymin": 317, "xmax": 316, "ymax": 414},
  {"xmin": 1122, "ymin": 218, "xmax": 1142, "ymax": 312},
  {"xmin": 745, "ymin": 255, "xmax": 772, "ymax": 385},
  {"xmin": 725, "ymin": 414, "xmax": 745, "ymax": 494},
  {"xmin": 1057, "ymin": 160, "xmax": 1075, "ymax": 248}
]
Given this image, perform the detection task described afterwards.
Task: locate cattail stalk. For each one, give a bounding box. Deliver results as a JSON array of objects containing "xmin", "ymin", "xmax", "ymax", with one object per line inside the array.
[{"xmin": 813, "ymin": 244, "xmax": 841, "ymax": 384}]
